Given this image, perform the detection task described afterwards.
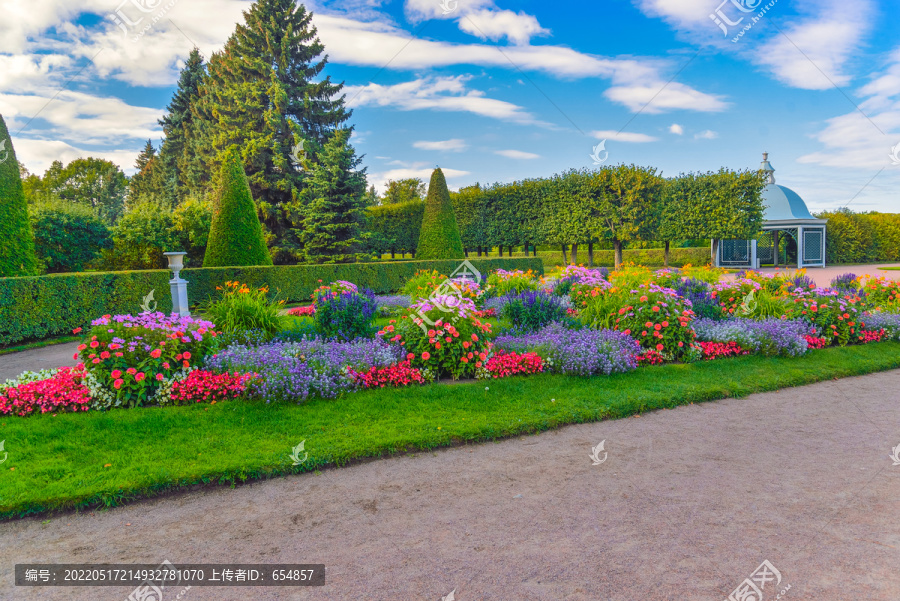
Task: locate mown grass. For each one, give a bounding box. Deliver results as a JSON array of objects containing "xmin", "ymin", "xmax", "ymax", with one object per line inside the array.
[{"xmin": 1, "ymin": 342, "xmax": 899, "ymax": 520}]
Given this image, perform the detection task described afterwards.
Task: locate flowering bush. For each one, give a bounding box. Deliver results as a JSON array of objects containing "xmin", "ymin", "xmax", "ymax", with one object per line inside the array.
[
  {"xmin": 348, "ymin": 360, "xmax": 433, "ymax": 388},
  {"xmin": 556, "ymin": 265, "xmax": 609, "ymax": 288},
  {"xmin": 286, "ymin": 305, "xmax": 316, "ymax": 317},
  {"xmin": 782, "ymin": 294, "xmax": 866, "ymax": 346},
  {"xmin": 207, "ymin": 338, "xmax": 402, "ymax": 402},
  {"xmin": 485, "ymin": 269, "xmax": 540, "ymax": 298},
  {"xmin": 856, "ymin": 329, "xmax": 885, "ymax": 343},
  {"xmin": 494, "ymin": 322, "xmax": 639, "ymax": 376},
  {"xmin": 473, "ymin": 308, "xmax": 497, "ymax": 318},
  {"xmin": 862, "ymin": 312, "xmax": 900, "ymax": 341},
  {"xmin": 693, "ymin": 317, "xmax": 809, "ymax": 357},
  {"xmin": 401, "ymin": 270, "xmax": 448, "ymax": 300},
  {"xmin": 697, "ymin": 341, "xmax": 749, "ymax": 360},
  {"xmin": 313, "ymin": 283, "xmax": 377, "ymax": 341},
  {"xmin": 205, "ymin": 280, "xmax": 283, "ymax": 338},
  {"xmin": 0, "ymin": 365, "xmax": 91, "ymax": 417},
  {"xmin": 635, "ymin": 350, "xmax": 664, "ymax": 365},
  {"xmin": 606, "ymin": 285, "xmax": 696, "ymax": 359},
  {"xmin": 804, "ymin": 335, "xmax": 828, "ymax": 350},
  {"xmin": 860, "ymin": 277, "xmax": 900, "ymax": 311},
  {"xmin": 79, "ymin": 313, "xmax": 217, "ymax": 409},
  {"xmin": 168, "ymin": 370, "xmax": 253, "ymax": 405},
  {"xmin": 388, "ymin": 307, "xmax": 493, "ymax": 378},
  {"xmin": 675, "ymin": 278, "xmax": 720, "ymax": 320},
  {"xmin": 653, "ymin": 268, "xmax": 683, "ymax": 289},
  {"xmin": 831, "ymin": 273, "xmax": 862, "ymax": 296},
  {"xmin": 500, "ymin": 290, "xmax": 569, "ymax": 333},
  {"xmin": 476, "ymin": 351, "xmax": 544, "ymax": 379},
  {"xmin": 711, "ymin": 279, "xmax": 762, "ymax": 316}
]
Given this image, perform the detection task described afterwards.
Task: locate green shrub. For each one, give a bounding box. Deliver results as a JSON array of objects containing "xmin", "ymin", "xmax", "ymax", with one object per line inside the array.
[
  {"xmin": 203, "ymin": 148, "xmax": 272, "ymax": 267},
  {"xmin": 202, "ymin": 280, "xmax": 283, "ymax": 338},
  {"xmin": 312, "ymin": 282, "xmax": 377, "ymax": 341},
  {"xmin": 0, "ymin": 115, "xmax": 39, "ymax": 277},
  {"xmin": 0, "ymin": 258, "xmax": 543, "ymax": 346},
  {"xmin": 96, "ymin": 202, "xmax": 178, "ymax": 271},
  {"xmin": 485, "ymin": 269, "xmax": 541, "ymax": 298},
  {"xmin": 30, "ymin": 201, "xmax": 112, "ymax": 272},
  {"xmin": 817, "ymin": 209, "xmax": 900, "ymax": 264},
  {"xmin": 401, "ymin": 269, "xmax": 449, "ymax": 300},
  {"xmin": 416, "ymin": 168, "xmax": 464, "ymax": 260}
]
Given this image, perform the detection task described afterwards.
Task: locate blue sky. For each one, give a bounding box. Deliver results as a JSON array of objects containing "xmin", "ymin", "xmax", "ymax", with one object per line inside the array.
[{"xmin": 1, "ymin": 0, "xmax": 899, "ymax": 212}]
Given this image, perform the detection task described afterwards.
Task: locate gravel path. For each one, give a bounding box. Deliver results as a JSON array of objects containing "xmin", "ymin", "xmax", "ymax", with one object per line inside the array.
[
  {"xmin": 0, "ymin": 343, "xmax": 79, "ymax": 382},
  {"xmin": 2, "ymin": 369, "xmax": 899, "ymax": 600}
]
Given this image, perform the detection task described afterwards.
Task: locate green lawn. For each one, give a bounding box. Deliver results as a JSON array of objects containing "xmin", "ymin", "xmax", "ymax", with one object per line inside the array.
[{"xmin": 1, "ymin": 342, "xmax": 899, "ymax": 520}]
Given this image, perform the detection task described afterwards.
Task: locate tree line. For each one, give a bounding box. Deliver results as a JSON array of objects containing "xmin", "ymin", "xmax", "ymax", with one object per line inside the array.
[{"xmin": 368, "ymin": 166, "xmax": 768, "ymax": 267}]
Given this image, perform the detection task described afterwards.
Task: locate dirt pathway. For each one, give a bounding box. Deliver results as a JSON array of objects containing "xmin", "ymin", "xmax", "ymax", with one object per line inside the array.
[{"xmin": 2, "ymin": 370, "xmax": 899, "ymax": 600}]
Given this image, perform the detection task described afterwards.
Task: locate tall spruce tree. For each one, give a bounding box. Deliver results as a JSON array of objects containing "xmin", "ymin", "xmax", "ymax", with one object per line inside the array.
[
  {"xmin": 294, "ymin": 129, "xmax": 367, "ymax": 263},
  {"xmin": 0, "ymin": 114, "xmax": 40, "ymax": 276},
  {"xmin": 159, "ymin": 48, "xmax": 207, "ymax": 203},
  {"xmin": 129, "ymin": 140, "xmax": 167, "ymax": 204},
  {"xmin": 196, "ymin": 0, "xmax": 351, "ymax": 261}
]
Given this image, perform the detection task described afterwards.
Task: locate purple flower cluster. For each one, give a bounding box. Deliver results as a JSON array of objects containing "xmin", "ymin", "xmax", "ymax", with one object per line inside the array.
[
  {"xmin": 558, "ymin": 265, "xmax": 609, "ymax": 287},
  {"xmin": 693, "ymin": 317, "xmax": 809, "ymax": 357},
  {"xmin": 206, "ymin": 338, "xmax": 403, "ymax": 403},
  {"xmin": 862, "ymin": 312, "xmax": 900, "ymax": 340},
  {"xmin": 376, "ymin": 295, "xmax": 411, "ymax": 309},
  {"xmin": 494, "ymin": 322, "xmax": 640, "ymax": 376},
  {"xmin": 92, "ymin": 312, "xmax": 215, "ymax": 335}
]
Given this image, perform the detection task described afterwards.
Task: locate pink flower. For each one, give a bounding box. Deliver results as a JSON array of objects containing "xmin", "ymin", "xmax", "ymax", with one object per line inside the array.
[
  {"xmin": 113, "ymin": 379, "xmax": 124, "ymax": 390},
  {"xmin": 135, "ymin": 372, "xmax": 146, "ymax": 382},
  {"xmin": 162, "ymin": 362, "xmax": 171, "ymax": 369},
  {"xmin": 150, "ymin": 349, "xmax": 162, "ymax": 358},
  {"xmin": 182, "ymin": 352, "xmax": 191, "ymax": 360},
  {"xmin": 126, "ymin": 368, "xmax": 137, "ymax": 375},
  {"xmin": 156, "ymin": 373, "xmax": 164, "ymax": 381},
  {"xmin": 421, "ymin": 352, "xmax": 431, "ymax": 360},
  {"xmin": 111, "ymin": 370, "xmax": 122, "ymax": 379},
  {"xmin": 656, "ymin": 344, "xmax": 664, "ymax": 351},
  {"xmin": 90, "ymin": 341, "xmax": 99, "ymax": 348},
  {"xmin": 77, "ymin": 344, "xmax": 87, "ymax": 351}
]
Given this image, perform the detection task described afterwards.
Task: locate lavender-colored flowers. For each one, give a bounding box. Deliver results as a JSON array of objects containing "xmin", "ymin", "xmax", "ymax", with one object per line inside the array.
[
  {"xmin": 693, "ymin": 317, "xmax": 809, "ymax": 357},
  {"xmin": 494, "ymin": 322, "xmax": 640, "ymax": 376},
  {"xmin": 862, "ymin": 312, "xmax": 900, "ymax": 340},
  {"xmin": 92, "ymin": 312, "xmax": 215, "ymax": 334},
  {"xmin": 206, "ymin": 338, "xmax": 403, "ymax": 403}
]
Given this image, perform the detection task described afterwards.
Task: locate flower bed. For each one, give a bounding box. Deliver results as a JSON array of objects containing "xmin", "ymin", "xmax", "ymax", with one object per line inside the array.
[
  {"xmin": 476, "ymin": 351, "xmax": 544, "ymax": 379},
  {"xmin": 0, "ymin": 366, "xmax": 91, "ymax": 417},
  {"xmin": 693, "ymin": 318, "xmax": 809, "ymax": 357}
]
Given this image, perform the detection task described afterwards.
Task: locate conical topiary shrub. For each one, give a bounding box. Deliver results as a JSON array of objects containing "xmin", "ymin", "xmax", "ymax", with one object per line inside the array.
[
  {"xmin": 0, "ymin": 114, "xmax": 39, "ymax": 277},
  {"xmin": 203, "ymin": 148, "xmax": 272, "ymax": 267},
  {"xmin": 416, "ymin": 167, "xmax": 464, "ymax": 260}
]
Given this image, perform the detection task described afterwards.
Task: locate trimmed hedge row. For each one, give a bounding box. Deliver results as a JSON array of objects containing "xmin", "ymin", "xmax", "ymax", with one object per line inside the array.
[{"xmin": 0, "ymin": 258, "xmax": 543, "ymax": 346}]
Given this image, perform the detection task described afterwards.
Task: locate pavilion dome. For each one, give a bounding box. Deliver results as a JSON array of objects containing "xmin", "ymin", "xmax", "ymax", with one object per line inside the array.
[{"xmin": 758, "ymin": 153, "xmax": 815, "ymax": 221}]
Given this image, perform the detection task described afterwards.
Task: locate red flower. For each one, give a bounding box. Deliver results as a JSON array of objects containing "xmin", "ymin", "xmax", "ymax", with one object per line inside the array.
[
  {"xmin": 150, "ymin": 349, "xmax": 162, "ymax": 358},
  {"xmin": 183, "ymin": 352, "xmax": 192, "ymax": 360},
  {"xmin": 135, "ymin": 372, "xmax": 146, "ymax": 382},
  {"xmin": 113, "ymin": 379, "xmax": 124, "ymax": 390},
  {"xmin": 656, "ymin": 344, "xmax": 664, "ymax": 351},
  {"xmin": 111, "ymin": 370, "xmax": 123, "ymax": 379}
]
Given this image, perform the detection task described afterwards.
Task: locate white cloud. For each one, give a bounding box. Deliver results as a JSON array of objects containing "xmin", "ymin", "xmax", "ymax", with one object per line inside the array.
[
  {"xmin": 494, "ymin": 149, "xmax": 540, "ymax": 159},
  {"xmin": 694, "ymin": 130, "xmax": 718, "ymax": 139},
  {"xmin": 8, "ymin": 137, "xmax": 143, "ymax": 175},
  {"xmin": 370, "ymin": 163, "xmax": 470, "ymax": 192},
  {"xmin": 457, "ymin": 9, "xmax": 550, "ymax": 45},
  {"xmin": 590, "ymin": 130, "xmax": 658, "ymax": 143},
  {"xmin": 669, "ymin": 123, "xmax": 684, "ymax": 135},
  {"xmin": 413, "ymin": 139, "xmax": 468, "ymax": 151},
  {"xmin": 345, "ymin": 76, "xmax": 546, "ymax": 125}
]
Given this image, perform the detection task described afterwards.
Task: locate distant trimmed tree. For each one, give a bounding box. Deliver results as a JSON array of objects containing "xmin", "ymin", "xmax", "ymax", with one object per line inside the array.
[
  {"xmin": 416, "ymin": 168, "xmax": 464, "ymax": 260},
  {"xmin": 0, "ymin": 115, "xmax": 40, "ymax": 276},
  {"xmin": 203, "ymin": 148, "xmax": 272, "ymax": 267}
]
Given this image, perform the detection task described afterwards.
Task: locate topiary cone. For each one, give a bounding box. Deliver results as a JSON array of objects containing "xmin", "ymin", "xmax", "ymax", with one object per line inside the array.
[
  {"xmin": 203, "ymin": 147, "xmax": 273, "ymax": 267},
  {"xmin": 0, "ymin": 114, "xmax": 40, "ymax": 277},
  {"xmin": 416, "ymin": 167, "xmax": 464, "ymax": 260}
]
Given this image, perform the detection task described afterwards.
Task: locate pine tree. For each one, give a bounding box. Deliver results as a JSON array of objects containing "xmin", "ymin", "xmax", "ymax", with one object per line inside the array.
[
  {"xmin": 0, "ymin": 114, "xmax": 40, "ymax": 276},
  {"xmin": 196, "ymin": 0, "xmax": 351, "ymax": 260},
  {"xmin": 294, "ymin": 129, "xmax": 367, "ymax": 263},
  {"xmin": 159, "ymin": 48, "xmax": 207, "ymax": 203},
  {"xmin": 416, "ymin": 168, "xmax": 464, "ymax": 260},
  {"xmin": 129, "ymin": 140, "xmax": 167, "ymax": 205},
  {"xmin": 203, "ymin": 148, "xmax": 272, "ymax": 267}
]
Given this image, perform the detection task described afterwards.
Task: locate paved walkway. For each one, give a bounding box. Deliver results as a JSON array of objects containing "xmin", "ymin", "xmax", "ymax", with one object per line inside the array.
[
  {"xmin": 0, "ymin": 343, "xmax": 79, "ymax": 382},
  {"xmin": 741, "ymin": 262, "xmax": 900, "ymax": 287},
  {"xmin": 2, "ymin": 370, "xmax": 898, "ymax": 600}
]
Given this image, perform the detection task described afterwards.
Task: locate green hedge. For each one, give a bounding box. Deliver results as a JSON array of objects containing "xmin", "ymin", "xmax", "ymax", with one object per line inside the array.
[
  {"xmin": 0, "ymin": 258, "xmax": 543, "ymax": 346},
  {"xmin": 816, "ymin": 210, "xmax": 900, "ymax": 264}
]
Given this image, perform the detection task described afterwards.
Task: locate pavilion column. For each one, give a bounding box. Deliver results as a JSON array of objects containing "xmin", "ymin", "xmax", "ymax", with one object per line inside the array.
[
  {"xmin": 773, "ymin": 230, "xmax": 779, "ymax": 267},
  {"xmin": 797, "ymin": 226, "xmax": 804, "ymax": 269}
]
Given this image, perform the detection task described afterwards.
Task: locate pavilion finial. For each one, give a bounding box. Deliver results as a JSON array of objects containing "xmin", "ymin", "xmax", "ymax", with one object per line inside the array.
[{"xmin": 760, "ymin": 152, "xmax": 775, "ymax": 184}]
